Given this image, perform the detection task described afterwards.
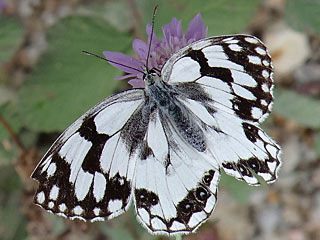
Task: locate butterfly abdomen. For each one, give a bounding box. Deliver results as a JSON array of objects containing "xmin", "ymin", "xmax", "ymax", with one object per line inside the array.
[{"xmin": 167, "ymin": 102, "xmax": 206, "ymax": 152}]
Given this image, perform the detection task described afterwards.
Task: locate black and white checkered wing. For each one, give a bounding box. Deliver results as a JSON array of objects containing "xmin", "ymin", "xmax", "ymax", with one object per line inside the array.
[
  {"xmin": 133, "ymin": 107, "xmax": 220, "ymax": 234},
  {"xmin": 162, "ymin": 35, "xmax": 281, "ymax": 185},
  {"xmin": 32, "ymin": 89, "xmax": 144, "ymax": 221}
]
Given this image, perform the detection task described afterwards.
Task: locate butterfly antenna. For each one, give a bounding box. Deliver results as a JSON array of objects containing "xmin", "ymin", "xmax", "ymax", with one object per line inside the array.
[
  {"xmin": 145, "ymin": 5, "xmax": 158, "ymax": 71},
  {"xmin": 82, "ymin": 51, "xmax": 144, "ymax": 74}
]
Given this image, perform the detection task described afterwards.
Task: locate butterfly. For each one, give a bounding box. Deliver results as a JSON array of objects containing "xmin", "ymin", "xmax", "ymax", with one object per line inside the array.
[{"xmin": 31, "ymin": 31, "xmax": 281, "ymax": 234}]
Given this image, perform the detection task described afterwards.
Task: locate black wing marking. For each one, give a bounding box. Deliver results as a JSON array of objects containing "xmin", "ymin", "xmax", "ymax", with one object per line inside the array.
[
  {"xmin": 32, "ymin": 89, "xmax": 146, "ymax": 221},
  {"xmin": 161, "ymin": 35, "xmax": 281, "ymax": 185}
]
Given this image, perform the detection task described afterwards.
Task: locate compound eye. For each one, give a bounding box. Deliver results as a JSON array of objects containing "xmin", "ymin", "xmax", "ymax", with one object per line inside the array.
[{"xmin": 149, "ymin": 68, "xmax": 157, "ymax": 76}]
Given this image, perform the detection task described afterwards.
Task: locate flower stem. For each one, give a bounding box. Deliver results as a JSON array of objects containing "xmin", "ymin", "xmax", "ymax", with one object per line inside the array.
[{"xmin": 0, "ymin": 113, "xmax": 25, "ymax": 152}]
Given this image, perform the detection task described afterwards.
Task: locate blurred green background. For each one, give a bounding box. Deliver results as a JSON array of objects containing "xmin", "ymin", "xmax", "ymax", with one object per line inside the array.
[{"xmin": 0, "ymin": 0, "xmax": 320, "ymax": 239}]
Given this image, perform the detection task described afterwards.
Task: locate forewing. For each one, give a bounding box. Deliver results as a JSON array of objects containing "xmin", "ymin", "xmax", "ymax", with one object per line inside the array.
[
  {"xmin": 162, "ymin": 35, "xmax": 281, "ymax": 185},
  {"xmin": 133, "ymin": 109, "xmax": 220, "ymax": 234},
  {"xmin": 163, "ymin": 34, "xmax": 274, "ymax": 123},
  {"xmin": 32, "ymin": 89, "xmax": 145, "ymax": 221}
]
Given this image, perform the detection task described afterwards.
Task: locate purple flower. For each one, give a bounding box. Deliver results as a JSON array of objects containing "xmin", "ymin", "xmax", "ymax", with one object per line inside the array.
[{"xmin": 103, "ymin": 13, "xmax": 207, "ymax": 88}]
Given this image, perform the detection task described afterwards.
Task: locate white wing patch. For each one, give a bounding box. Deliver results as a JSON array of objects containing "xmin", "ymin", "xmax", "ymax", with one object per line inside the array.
[
  {"xmin": 168, "ymin": 57, "xmax": 201, "ymax": 83},
  {"xmin": 93, "ymin": 172, "xmax": 106, "ymax": 202}
]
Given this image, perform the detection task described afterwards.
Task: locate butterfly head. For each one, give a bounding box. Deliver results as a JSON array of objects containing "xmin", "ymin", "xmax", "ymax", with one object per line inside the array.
[{"xmin": 143, "ymin": 68, "xmax": 160, "ymax": 86}]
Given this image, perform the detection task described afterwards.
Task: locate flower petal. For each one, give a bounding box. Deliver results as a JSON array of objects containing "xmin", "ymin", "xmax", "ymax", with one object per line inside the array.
[
  {"xmin": 103, "ymin": 13, "xmax": 208, "ymax": 89},
  {"xmin": 128, "ymin": 77, "xmax": 145, "ymax": 88},
  {"xmin": 114, "ymin": 73, "xmax": 144, "ymax": 88},
  {"xmin": 146, "ymin": 24, "xmax": 161, "ymax": 48},
  {"xmin": 185, "ymin": 13, "xmax": 208, "ymax": 42},
  {"xmin": 133, "ymin": 39, "xmax": 148, "ymax": 62},
  {"xmin": 163, "ymin": 17, "xmax": 183, "ymax": 40},
  {"xmin": 114, "ymin": 73, "xmax": 136, "ymax": 80},
  {"xmin": 103, "ymin": 51, "xmax": 143, "ymax": 75}
]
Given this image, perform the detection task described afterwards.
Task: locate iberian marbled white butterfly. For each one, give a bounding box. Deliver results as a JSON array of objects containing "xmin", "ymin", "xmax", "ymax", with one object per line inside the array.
[{"xmin": 32, "ymin": 8, "xmax": 281, "ymax": 235}]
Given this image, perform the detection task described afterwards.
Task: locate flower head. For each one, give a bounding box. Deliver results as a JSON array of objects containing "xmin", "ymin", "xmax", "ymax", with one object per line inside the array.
[{"xmin": 103, "ymin": 13, "xmax": 207, "ymax": 88}]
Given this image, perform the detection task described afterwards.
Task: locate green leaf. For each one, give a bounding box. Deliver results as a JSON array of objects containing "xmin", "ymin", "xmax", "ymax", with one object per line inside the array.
[
  {"xmin": 46, "ymin": 215, "xmax": 67, "ymax": 236},
  {"xmin": 100, "ymin": 228, "xmax": 136, "ymax": 240},
  {"xmin": 0, "ymin": 165, "xmax": 26, "ymax": 240},
  {"xmin": 0, "ymin": 103, "xmax": 22, "ymax": 141},
  {"xmin": 0, "ymin": 85, "xmax": 16, "ymax": 106},
  {"xmin": 0, "ymin": 140, "xmax": 17, "ymax": 166},
  {"xmin": 315, "ymin": 131, "xmax": 320, "ymax": 158},
  {"xmin": 0, "ymin": 192, "xmax": 27, "ymax": 240},
  {"xmin": 0, "ymin": 109, "xmax": 21, "ymax": 155},
  {"xmin": 85, "ymin": 0, "xmax": 133, "ymax": 33},
  {"xmin": 285, "ymin": 0, "xmax": 320, "ymax": 34},
  {"xmin": 220, "ymin": 172, "xmax": 257, "ymax": 204},
  {"xmin": 0, "ymin": 15, "xmax": 24, "ymax": 63},
  {"xmin": 138, "ymin": 0, "xmax": 262, "ymax": 36},
  {"xmin": 273, "ymin": 88, "xmax": 320, "ymax": 129},
  {"xmin": 18, "ymin": 15, "xmax": 132, "ymax": 132},
  {"xmin": 0, "ymin": 164, "xmax": 23, "ymax": 193}
]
